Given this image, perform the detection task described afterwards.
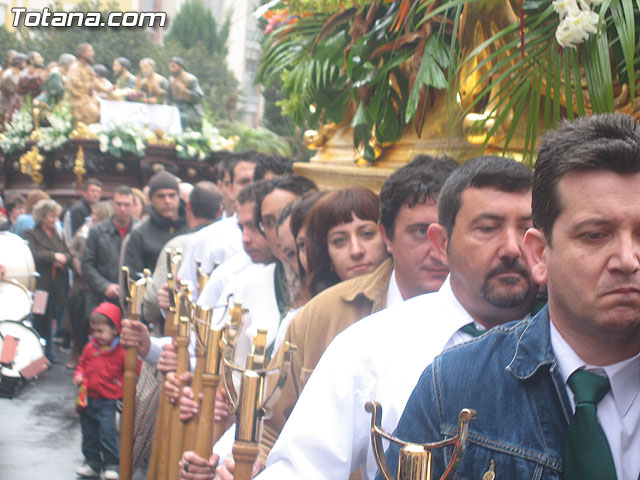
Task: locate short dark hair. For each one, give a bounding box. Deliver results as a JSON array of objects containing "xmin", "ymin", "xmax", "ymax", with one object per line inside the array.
[
  {"xmin": 93, "ymin": 64, "xmax": 108, "ymax": 78},
  {"xmin": 253, "ymin": 154, "xmax": 293, "ymax": 181},
  {"xmin": 189, "ymin": 181, "xmax": 222, "ymax": 220},
  {"xmin": 305, "ymin": 186, "xmax": 380, "ymax": 297},
  {"xmin": 255, "ymin": 175, "xmax": 317, "ymax": 230},
  {"xmin": 10, "ymin": 53, "xmax": 26, "ymax": 67},
  {"xmin": 534, "ymin": 113, "xmax": 640, "ymax": 242},
  {"xmin": 236, "ymin": 179, "xmax": 270, "ymax": 206},
  {"xmin": 229, "ymin": 154, "xmax": 258, "ymax": 184},
  {"xmin": 115, "ymin": 57, "xmax": 131, "ymax": 70},
  {"xmin": 380, "ymin": 154, "xmax": 457, "ymax": 239},
  {"xmin": 114, "ymin": 185, "xmax": 134, "ymax": 197},
  {"xmin": 84, "ymin": 178, "xmax": 102, "ymax": 190},
  {"xmin": 438, "ymin": 156, "xmax": 532, "ymax": 236},
  {"xmin": 5, "ymin": 194, "xmax": 26, "ymax": 215}
]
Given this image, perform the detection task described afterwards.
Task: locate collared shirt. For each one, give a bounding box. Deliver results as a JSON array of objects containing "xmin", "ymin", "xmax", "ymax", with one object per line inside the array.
[
  {"xmin": 385, "ymin": 268, "xmax": 404, "ymax": 307},
  {"xmin": 550, "ymin": 321, "xmax": 640, "ymax": 480},
  {"xmin": 177, "ymin": 215, "xmax": 241, "ymax": 299},
  {"xmin": 258, "ymin": 277, "xmax": 475, "ymax": 480},
  {"xmin": 196, "ymin": 251, "xmax": 253, "ymax": 309}
]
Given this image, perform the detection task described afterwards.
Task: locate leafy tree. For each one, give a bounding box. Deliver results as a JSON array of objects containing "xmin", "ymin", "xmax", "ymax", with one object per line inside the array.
[{"xmin": 165, "ymin": 0, "xmax": 230, "ymax": 56}]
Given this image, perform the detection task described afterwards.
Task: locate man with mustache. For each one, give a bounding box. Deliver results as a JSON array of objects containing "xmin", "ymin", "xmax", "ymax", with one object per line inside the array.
[
  {"xmin": 379, "ymin": 114, "xmax": 640, "ymax": 480},
  {"xmin": 181, "ymin": 155, "xmax": 538, "ymax": 480}
]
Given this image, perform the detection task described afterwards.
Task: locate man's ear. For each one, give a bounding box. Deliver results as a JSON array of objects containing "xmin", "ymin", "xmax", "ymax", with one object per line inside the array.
[
  {"xmin": 378, "ymin": 223, "xmax": 393, "ymax": 255},
  {"xmin": 428, "ymin": 223, "xmax": 449, "ymax": 265},
  {"xmin": 524, "ymin": 228, "xmax": 549, "ymax": 285}
]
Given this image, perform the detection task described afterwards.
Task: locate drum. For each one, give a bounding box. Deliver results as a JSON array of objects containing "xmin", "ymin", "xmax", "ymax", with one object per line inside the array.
[
  {"xmin": 0, "ymin": 320, "xmax": 48, "ymax": 380},
  {"xmin": 0, "ymin": 279, "xmax": 33, "ymax": 321},
  {"xmin": 0, "ymin": 232, "xmax": 37, "ymax": 291}
]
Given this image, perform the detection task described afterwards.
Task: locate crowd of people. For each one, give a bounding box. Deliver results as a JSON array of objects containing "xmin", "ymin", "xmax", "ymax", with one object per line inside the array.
[
  {"xmin": 1, "ymin": 113, "xmax": 638, "ymax": 480},
  {"xmin": 0, "ymin": 43, "xmax": 203, "ymax": 130}
]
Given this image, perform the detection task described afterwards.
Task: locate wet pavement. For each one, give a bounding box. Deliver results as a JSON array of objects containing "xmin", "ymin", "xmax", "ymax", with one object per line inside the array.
[{"xmin": 0, "ymin": 345, "xmax": 147, "ymax": 480}]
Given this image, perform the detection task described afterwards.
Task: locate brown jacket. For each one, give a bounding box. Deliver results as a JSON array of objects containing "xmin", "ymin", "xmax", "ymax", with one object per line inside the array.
[{"xmin": 260, "ymin": 258, "xmax": 394, "ymax": 476}]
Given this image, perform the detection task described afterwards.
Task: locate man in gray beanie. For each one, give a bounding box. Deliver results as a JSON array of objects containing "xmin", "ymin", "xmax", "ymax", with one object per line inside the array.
[{"xmin": 123, "ymin": 170, "xmax": 189, "ymax": 278}]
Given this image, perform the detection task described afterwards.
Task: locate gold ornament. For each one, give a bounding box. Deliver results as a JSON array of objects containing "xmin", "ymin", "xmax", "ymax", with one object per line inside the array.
[{"xmin": 19, "ymin": 146, "xmax": 45, "ymax": 184}]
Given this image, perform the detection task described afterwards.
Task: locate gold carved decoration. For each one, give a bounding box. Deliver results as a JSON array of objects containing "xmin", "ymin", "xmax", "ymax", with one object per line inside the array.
[
  {"xmin": 74, "ymin": 145, "xmax": 86, "ymax": 185},
  {"xmin": 19, "ymin": 146, "xmax": 45, "ymax": 184}
]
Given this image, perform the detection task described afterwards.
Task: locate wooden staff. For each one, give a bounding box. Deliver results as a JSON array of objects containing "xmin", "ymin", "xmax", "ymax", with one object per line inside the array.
[
  {"xmin": 120, "ymin": 267, "xmax": 150, "ymax": 480},
  {"xmin": 213, "ymin": 301, "xmax": 247, "ymax": 444},
  {"xmin": 221, "ymin": 341, "xmax": 296, "ymax": 480},
  {"xmin": 167, "ymin": 283, "xmax": 193, "ymax": 480},
  {"xmin": 193, "ymin": 323, "xmax": 224, "ymax": 459},
  {"xmin": 148, "ymin": 249, "xmax": 182, "ymax": 480},
  {"xmin": 183, "ymin": 305, "xmax": 212, "ymax": 451}
]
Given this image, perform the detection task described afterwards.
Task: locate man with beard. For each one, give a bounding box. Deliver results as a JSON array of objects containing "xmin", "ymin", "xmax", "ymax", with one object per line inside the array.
[
  {"xmin": 136, "ymin": 57, "xmax": 168, "ymax": 105},
  {"xmin": 112, "ymin": 57, "xmax": 136, "ymax": 89},
  {"xmin": 251, "ymin": 156, "xmax": 538, "ymax": 480},
  {"xmin": 379, "ymin": 114, "xmax": 640, "ymax": 480},
  {"xmin": 167, "ymin": 56, "xmax": 203, "ymax": 130},
  {"xmin": 66, "ymin": 43, "xmax": 99, "ymax": 125}
]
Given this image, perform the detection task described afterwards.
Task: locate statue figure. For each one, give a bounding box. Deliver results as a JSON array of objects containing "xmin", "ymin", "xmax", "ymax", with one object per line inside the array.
[
  {"xmin": 113, "ymin": 57, "xmax": 136, "ymax": 89},
  {"xmin": 135, "ymin": 58, "xmax": 168, "ymax": 105},
  {"xmin": 93, "ymin": 64, "xmax": 114, "ymax": 99},
  {"xmin": 65, "ymin": 43, "xmax": 100, "ymax": 125},
  {"xmin": 167, "ymin": 56, "xmax": 204, "ymax": 130},
  {"xmin": 0, "ymin": 52, "xmax": 26, "ymax": 124},
  {"xmin": 16, "ymin": 51, "xmax": 46, "ymax": 103},
  {"xmin": 35, "ymin": 53, "xmax": 75, "ymax": 108}
]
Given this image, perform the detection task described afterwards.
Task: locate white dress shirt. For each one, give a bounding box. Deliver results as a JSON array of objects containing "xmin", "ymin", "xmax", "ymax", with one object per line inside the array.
[
  {"xmin": 385, "ymin": 268, "xmax": 404, "ymax": 307},
  {"xmin": 196, "ymin": 251, "xmax": 253, "ymax": 309},
  {"xmin": 258, "ymin": 277, "xmax": 476, "ymax": 480},
  {"xmin": 551, "ymin": 322, "xmax": 640, "ymax": 480},
  {"xmin": 177, "ymin": 215, "xmax": 242, "ymax": 299}
]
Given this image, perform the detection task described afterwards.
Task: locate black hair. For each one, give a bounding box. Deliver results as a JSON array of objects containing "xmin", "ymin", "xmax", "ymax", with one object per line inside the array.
[
  {"xmin": 380, "ymin": 154, "xmax": 457, "ymax": 239},
  {"xmin": 438, "ymin": 156, "xmax": 532, "ymax": 236}
]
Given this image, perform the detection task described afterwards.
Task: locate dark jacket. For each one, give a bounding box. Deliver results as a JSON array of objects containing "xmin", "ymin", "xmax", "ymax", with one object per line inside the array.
[
  {"xmin": 378, "ymin": 306, "xmax": 568, "ymax": 480},
  {"xmin": 82, "ymin": 216, "xmax": 138, "ymax": 305},
  {"xmin": 67, "ymin": 198, "xmax": 92, "ymax": 238},
  {"xmin": 24, "ymin": 225, "xmax": 71, "ymax": 306},
  {"xmin": 123, "ymin": 203, "xmax": 188, "ymax": 278}
]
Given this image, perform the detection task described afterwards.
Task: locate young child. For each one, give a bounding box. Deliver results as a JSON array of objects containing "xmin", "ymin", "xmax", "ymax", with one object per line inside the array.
[{"xmin": 73, "ymin": 302, "xmax": 131, "ymax": 480}]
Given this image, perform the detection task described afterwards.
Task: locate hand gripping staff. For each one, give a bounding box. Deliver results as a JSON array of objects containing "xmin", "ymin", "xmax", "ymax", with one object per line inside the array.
[
  {"xmin": 366, "ymin": 402, "xmax": 476, "ymax": 480},
  {"xmin": 119, "ymin": 266, "xmax": 151, "ymax": 480},
  {"xmin": 220, "ymin": 335, "xmax": 297, "ymax": 480}
]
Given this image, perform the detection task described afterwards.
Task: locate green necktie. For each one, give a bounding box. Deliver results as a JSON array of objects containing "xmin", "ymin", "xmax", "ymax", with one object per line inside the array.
[
  {"xmin": 563, "ymin": 369, "xmax": 617, "ymax": 480},
  {"xmin": 459, "ymin": 322, "xmax": 485, "ymax": 338}
]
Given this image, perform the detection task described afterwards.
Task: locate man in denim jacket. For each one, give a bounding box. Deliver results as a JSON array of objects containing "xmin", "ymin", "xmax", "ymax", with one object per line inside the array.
[{"xmin": 379, "ymin": 114, "xmax": 640, "ymax": 480}]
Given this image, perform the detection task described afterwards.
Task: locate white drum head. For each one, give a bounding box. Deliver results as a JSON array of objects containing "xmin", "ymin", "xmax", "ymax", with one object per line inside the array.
[
  {"xmin": 0, "ymin": 232, "xmax": 36, "ymax": 291},
  {"xmin": 0, "ymin": 280, "xmax": 32, "ymax": 321}
]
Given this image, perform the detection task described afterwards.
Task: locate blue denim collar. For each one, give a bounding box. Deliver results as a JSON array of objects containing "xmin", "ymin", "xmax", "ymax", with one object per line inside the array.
[{"xmin": 506, "ymin": 304, "xmax": 558, "ymax": 380}]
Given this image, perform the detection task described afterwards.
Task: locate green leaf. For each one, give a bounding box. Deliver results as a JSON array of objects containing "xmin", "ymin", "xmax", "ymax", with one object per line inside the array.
[{"xmin": 405, "ymin": 36, "xmax": 449, "ymax": 122}]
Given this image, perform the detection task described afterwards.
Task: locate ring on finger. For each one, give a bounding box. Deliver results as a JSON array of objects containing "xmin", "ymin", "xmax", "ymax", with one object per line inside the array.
[{"xmin": 184, "ymin": 460, "xmax": 190, "ymax": 473}]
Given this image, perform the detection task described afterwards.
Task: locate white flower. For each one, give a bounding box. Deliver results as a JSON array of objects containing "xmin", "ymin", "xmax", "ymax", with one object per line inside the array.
[
  {"xmin": 176, "ymin": 144, "xmax": 184, "ymax": 152},
  {"xmin": 555, "ymin": 7, "xmax": 598, "ymax": 48},
  {"xmin": 187, "ymin": 145, "xmax": 197, "ymax": 157},
  {"xmin": 199, "ymin": 151, "xmax": 206, "ymax": 160},
  {"xmin": 135, "ymin": 138, "xmax": 145, "ymax": 152},
  {"xmin": 553, "ymin": 0, "xmax": 579, "ymax": 19},
  {"xmin": 112, "ymin": 136, "xmax": 123, "ymax": 148}
]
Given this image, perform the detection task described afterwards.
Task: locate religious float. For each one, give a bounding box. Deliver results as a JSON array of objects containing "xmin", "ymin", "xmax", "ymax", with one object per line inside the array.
[
  {"xmin": 0, "ymin": 100, "xmax": 237, "ymax": 203},
  {"xmin": 258, "ymin": 0, "xmax": 640, "ymax": 191}
]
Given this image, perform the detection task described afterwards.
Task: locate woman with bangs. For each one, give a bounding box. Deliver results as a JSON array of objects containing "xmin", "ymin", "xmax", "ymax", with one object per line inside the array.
[{"xmin": 303, "ymin": 186, "xmax": 388, "ymax": 299}]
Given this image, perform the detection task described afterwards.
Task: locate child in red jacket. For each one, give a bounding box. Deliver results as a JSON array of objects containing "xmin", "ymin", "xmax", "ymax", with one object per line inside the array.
[{"xmin": 73, "ymin": 302, "xmax": 127, "ymax": 480}]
